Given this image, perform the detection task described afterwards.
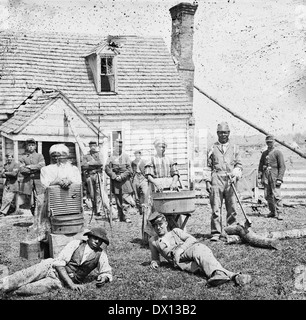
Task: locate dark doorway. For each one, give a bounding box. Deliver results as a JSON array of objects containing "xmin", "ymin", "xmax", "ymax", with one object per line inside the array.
[{"xmin": 42, "ymin": 142, "xmax": 77, "ymax": 165}]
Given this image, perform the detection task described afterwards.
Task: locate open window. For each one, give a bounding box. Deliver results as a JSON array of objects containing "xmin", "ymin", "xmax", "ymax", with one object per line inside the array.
[{"xmin": 100, "ymin": 56, "xmax": 115, "ymax": 92}]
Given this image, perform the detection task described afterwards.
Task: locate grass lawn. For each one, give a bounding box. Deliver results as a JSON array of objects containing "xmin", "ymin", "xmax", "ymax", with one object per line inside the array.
[{"xmin": 1, "ymin": 202, "xmax": 306, "ymax": 301}]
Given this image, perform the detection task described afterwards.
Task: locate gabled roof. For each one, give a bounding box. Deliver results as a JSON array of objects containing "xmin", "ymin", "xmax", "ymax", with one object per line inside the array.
[
  {"xmin": 0, "ymin": 31, "xmax": 193, "ymax": 118},
  {"xmin": 0, "ymin": 88, "xmax": 99, "ymax": 135}
]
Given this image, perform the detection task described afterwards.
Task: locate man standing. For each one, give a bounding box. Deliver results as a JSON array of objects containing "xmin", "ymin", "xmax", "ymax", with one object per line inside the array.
[
  {"xmin": 0, "ymin": 227, "xmax": 112, "ymax": 296},
  {"xmin": 19, "ymin": 138, "xmax": 45, "ymax": 216},
  {"xmin": 145, "ymin": 138, "xmax": 179, "ymax": 192},
  {"xmin": 0, "ymin": 153, "xmax": 19, "ymax": 216},
  {"xmin": 143, "ymin": 137, "xmax": 181, "ymax": 239},
  {"xmin": 258, "ymin": 135, "xmax": 286, "ymax": 220},
  {"xmin": 148, "ymin": 212, "xmax": 251, "ymax": 287},
  {"xmin": 131, "ymin": 149, "xmax": 148, "ymax": 215},
  {"xmin": 35, "ymin": 144, "xmax": 82, "ymax": 240},
  {"xmin": 105, "ymin": 139, "xmax": 135, "ymax": 223},
  {"xmin": 204, "ymin": 122, "xmax": 242, "ymax": 242},
  {"xmin": 81, "ymin": 141, "xmax": 104, "ymax": 216}
]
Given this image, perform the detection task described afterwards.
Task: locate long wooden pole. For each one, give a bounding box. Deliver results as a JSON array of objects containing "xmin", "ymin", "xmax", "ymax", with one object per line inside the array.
[{"xmin": 194, "ymin": 85, "xmax": 306, "ymax": 159}]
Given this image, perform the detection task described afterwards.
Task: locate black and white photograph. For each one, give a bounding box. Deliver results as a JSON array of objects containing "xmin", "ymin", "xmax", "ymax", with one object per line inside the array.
[{"xmin": 1, "ymin": 0, "xmax": 306, "ymax": 307}]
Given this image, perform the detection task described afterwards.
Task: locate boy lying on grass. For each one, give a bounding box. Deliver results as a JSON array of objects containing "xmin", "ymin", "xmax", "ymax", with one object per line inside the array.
[
  {"xmin": 0, "ymin": 227, "xmax": 112, "ymax": 296},
  {"xmin": 148, "ymin": 211, "xmax": 252, "ymax": 287}
]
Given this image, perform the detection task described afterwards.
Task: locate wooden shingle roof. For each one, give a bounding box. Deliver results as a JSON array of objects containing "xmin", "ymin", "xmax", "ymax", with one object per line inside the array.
[
  {"xmin": 0, "ymin": 88, "xmax": 99, "ymax": 134},
  {"xmin": 0, "ymin": 31, "xmax": 193, "ymax": 118}
]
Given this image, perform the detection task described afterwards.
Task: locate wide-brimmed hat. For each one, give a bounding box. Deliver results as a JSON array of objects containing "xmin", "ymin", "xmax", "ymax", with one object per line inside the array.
[
  {"xmin": 83, "ymin": 227, "xmax": 109, "ymax": 245},
  {"xmin": 89, "ymin": 141, "xmax": 97, "ymax": 145}
]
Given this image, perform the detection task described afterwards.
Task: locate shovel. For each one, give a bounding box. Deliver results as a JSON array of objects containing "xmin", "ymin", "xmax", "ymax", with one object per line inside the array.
[{"xmin": 226, "ymin": 172, "xmax": 252, "ymax": 229}]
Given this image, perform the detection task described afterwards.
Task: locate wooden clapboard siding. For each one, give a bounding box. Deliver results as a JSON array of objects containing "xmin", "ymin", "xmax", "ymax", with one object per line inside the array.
[{"xmin": 92, "ymin": 116, "xmax": 190, "ymax": 186}]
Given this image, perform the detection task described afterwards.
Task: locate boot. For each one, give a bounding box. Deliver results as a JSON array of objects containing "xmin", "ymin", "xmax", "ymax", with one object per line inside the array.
[{"xmin": 267, "ymin": 212, "xmax": 275, "ymax": 218}]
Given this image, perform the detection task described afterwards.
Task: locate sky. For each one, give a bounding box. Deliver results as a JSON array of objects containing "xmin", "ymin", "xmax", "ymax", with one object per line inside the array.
[{"xmin": 1, "ymin": 0, "xmax": 306, "ymax": 138}]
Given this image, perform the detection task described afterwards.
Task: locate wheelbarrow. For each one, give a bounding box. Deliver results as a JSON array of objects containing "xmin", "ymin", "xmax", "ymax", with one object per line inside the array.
[{"xmin": 151, "ymin": 189, "xmax": 196, "ymax": 230}]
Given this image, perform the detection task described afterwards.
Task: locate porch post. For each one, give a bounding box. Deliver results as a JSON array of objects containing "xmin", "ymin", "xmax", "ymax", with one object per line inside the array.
[
  {"xmin": 13, "ymin": 140, "xmax": 18, "ymax": 162},
  {"xmin": 37, "ymin": 141, "xmax": 42, "ymax": 154},
  {"xmin": 1, "ymin": 135, "xmax": 5, "ymax": 164},
  {"xmin": 75, "ymin": 142, "xmax": 81, "ymax": 172}
]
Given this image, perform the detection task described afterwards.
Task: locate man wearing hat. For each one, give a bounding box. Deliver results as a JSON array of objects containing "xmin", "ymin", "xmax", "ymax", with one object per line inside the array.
[
  {"xmin": 32, "ymin": 144, "xmax": 83, "ymax": 239},
  {"xmin": 204, "ymin": 122, "xmax": 242, "ymax": 242},
  {"xmin": 0, "ymin": 153, "xmax": 19, "ymax": 216},
  {"xmin": 145, "ymin": 137, "xmax": 179, "ymax": 193},
  {"xmin": 105, "ymin": 138, "xmax": 135, "ymax": 223},
  {"xmin": 81, "ymin": 141, "xmax": 105, "ymax": 216},
  {"xmin": 258, "ymin": 135, "xmax": 286, "ymax": 220},
  {"xmin": 131, "ymin": 148, "xmax": 148, "ymax": 215},
  {"xmin": 19, "ymin": 138, "xmax": 46, "ymax": 216},
  {"xmin": 143, "ymin": 137, "xmax": 181, "ymax": 240},
  {"xmin": 0, "ymin": 227, "xmax": 112, "ymax": 296},
  {"xmin": 148, "ymin": 212, "xmax": 252, "ymax": 287}
]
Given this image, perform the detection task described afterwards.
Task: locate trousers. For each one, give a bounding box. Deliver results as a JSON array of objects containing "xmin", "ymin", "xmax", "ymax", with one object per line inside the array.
[
  {"xmin": 0, "ymin": 186, "xmax": 16, "ymax": 215},
  {"xmin": 177, "ymin": 243, "xmax": 235, "ymax": 279},
  {"xmin": 264, "ymin": 182, "xmax": 283, "ymax": 215},
  {"xmin": 210, "ymin": 174, "xmax": 237, "ymax": 235},
  {"xmin": 0, "ymin": 258, "xmax": 63, "ymax": 295}
]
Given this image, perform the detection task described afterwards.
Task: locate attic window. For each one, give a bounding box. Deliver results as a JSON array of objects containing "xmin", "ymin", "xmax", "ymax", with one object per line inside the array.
[{"xmin": 100, "ymin": 56, "xmax": 116, "ymax": 92}]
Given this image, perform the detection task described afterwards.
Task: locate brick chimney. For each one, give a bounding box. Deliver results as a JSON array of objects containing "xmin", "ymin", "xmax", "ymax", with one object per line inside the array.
[{"xmin": 170, "ymin": 2, "xmax": 198, "ymax": 102}]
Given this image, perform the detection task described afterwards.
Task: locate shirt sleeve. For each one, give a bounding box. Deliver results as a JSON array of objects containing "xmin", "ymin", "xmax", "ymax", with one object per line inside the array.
[
  {"xmin": 96, "ymin": 250, "xmax": 113, "ymax": 281},
  {"xmin": 29, "ymin": 154, "xmax": 46, "ymax": 171},
  {"xmin": 144, "ymin": 158, "xmax": 155, "ymax": 178},
  {"xmin": 40, "ymin": 166, "xmax": 51, "ymax": 188},
  {"xmin": 52, "ymin": 240, "xmax": 81, "ymax": 267},
  {"xmin": 71, "ymin": 166, "xmax": 82, "ymax": 184},
  {"xmin": 172, "ymin": 228, "xmax": 198, "ymax": 252},
  {"xmin": 203, "ymin": 145, "xmax": 214, "ymax": 182},
  {"xmin": 149, "ymin": 237, "xmax": 161, "ymax": 265},
  {"xmin": 276, "ymin": 151, "xmax": 286, "ymax": 182}
]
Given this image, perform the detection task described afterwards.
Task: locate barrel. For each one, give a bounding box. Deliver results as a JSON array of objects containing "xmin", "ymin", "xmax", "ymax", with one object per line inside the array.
[
  {"xmin": 152, "ymin": 190, "xmax": 196, "ymax": 215},
  {"xmin": 50, "ymin": 213, "xmax": 84, "ymax": 234}
]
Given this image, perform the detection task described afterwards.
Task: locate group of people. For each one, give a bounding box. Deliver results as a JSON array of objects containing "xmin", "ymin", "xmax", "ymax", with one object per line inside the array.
[{"xmin": 0, "ymin": 123, "xmax": 287, "ymax": 296}]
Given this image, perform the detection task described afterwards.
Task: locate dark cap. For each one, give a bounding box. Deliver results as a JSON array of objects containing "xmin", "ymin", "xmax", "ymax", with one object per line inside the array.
[
  {"xmin": 265, "ymin": 135, "xmax": 275, "ymax": 142},
  {"xmin": 83, "ymin": 227, "xmax": 109, "ymax": 245},
  {"xmin": 26, "ymin": 138, "xmax": 36, "ymax": 144},
  {"xmin": 89, "ymin": 141, "xmax": 97, "ymax": 145},
  {"xmin": 148, "ymin": 211, "xmax": 166, "ymax": 225}
]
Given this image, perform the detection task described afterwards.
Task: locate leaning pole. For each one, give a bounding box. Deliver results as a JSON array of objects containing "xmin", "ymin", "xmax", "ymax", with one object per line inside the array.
[{"xmin": 194, "ymin": 85, "xmax": 306, "ymax": 159}]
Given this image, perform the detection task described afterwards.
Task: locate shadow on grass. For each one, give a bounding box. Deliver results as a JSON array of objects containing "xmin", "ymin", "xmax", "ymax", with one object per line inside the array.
[
  {"xmin": 130, "ymin": 238, "xmax": 150, "ymax": 249},
  {"xmin": 13, "ymin": 222, "xmax": 33, "ymax": 228},
  {"xmin": 192, "ymin": 232, "xmax": 211, "ymax": 240}
]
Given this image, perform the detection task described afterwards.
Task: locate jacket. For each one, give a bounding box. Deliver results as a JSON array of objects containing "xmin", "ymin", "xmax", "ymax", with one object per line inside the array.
[
  {"xmin": 205, "ymin": 141, "xmax": 242, "ymax": 182},
  {"xmin": 19, "ymin": 151, "xmax": 45, "ymax": 195},
  {"xmin": 65, "ymin": 241, "xmax": 102, "ymax": 283},
  {"xmin": 258, "ymin": 148, "xmax": 286, "ymax": 184},
  {"xmin": 105, "ymin": 153, "xmax": 133, "ymax": 194}
]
